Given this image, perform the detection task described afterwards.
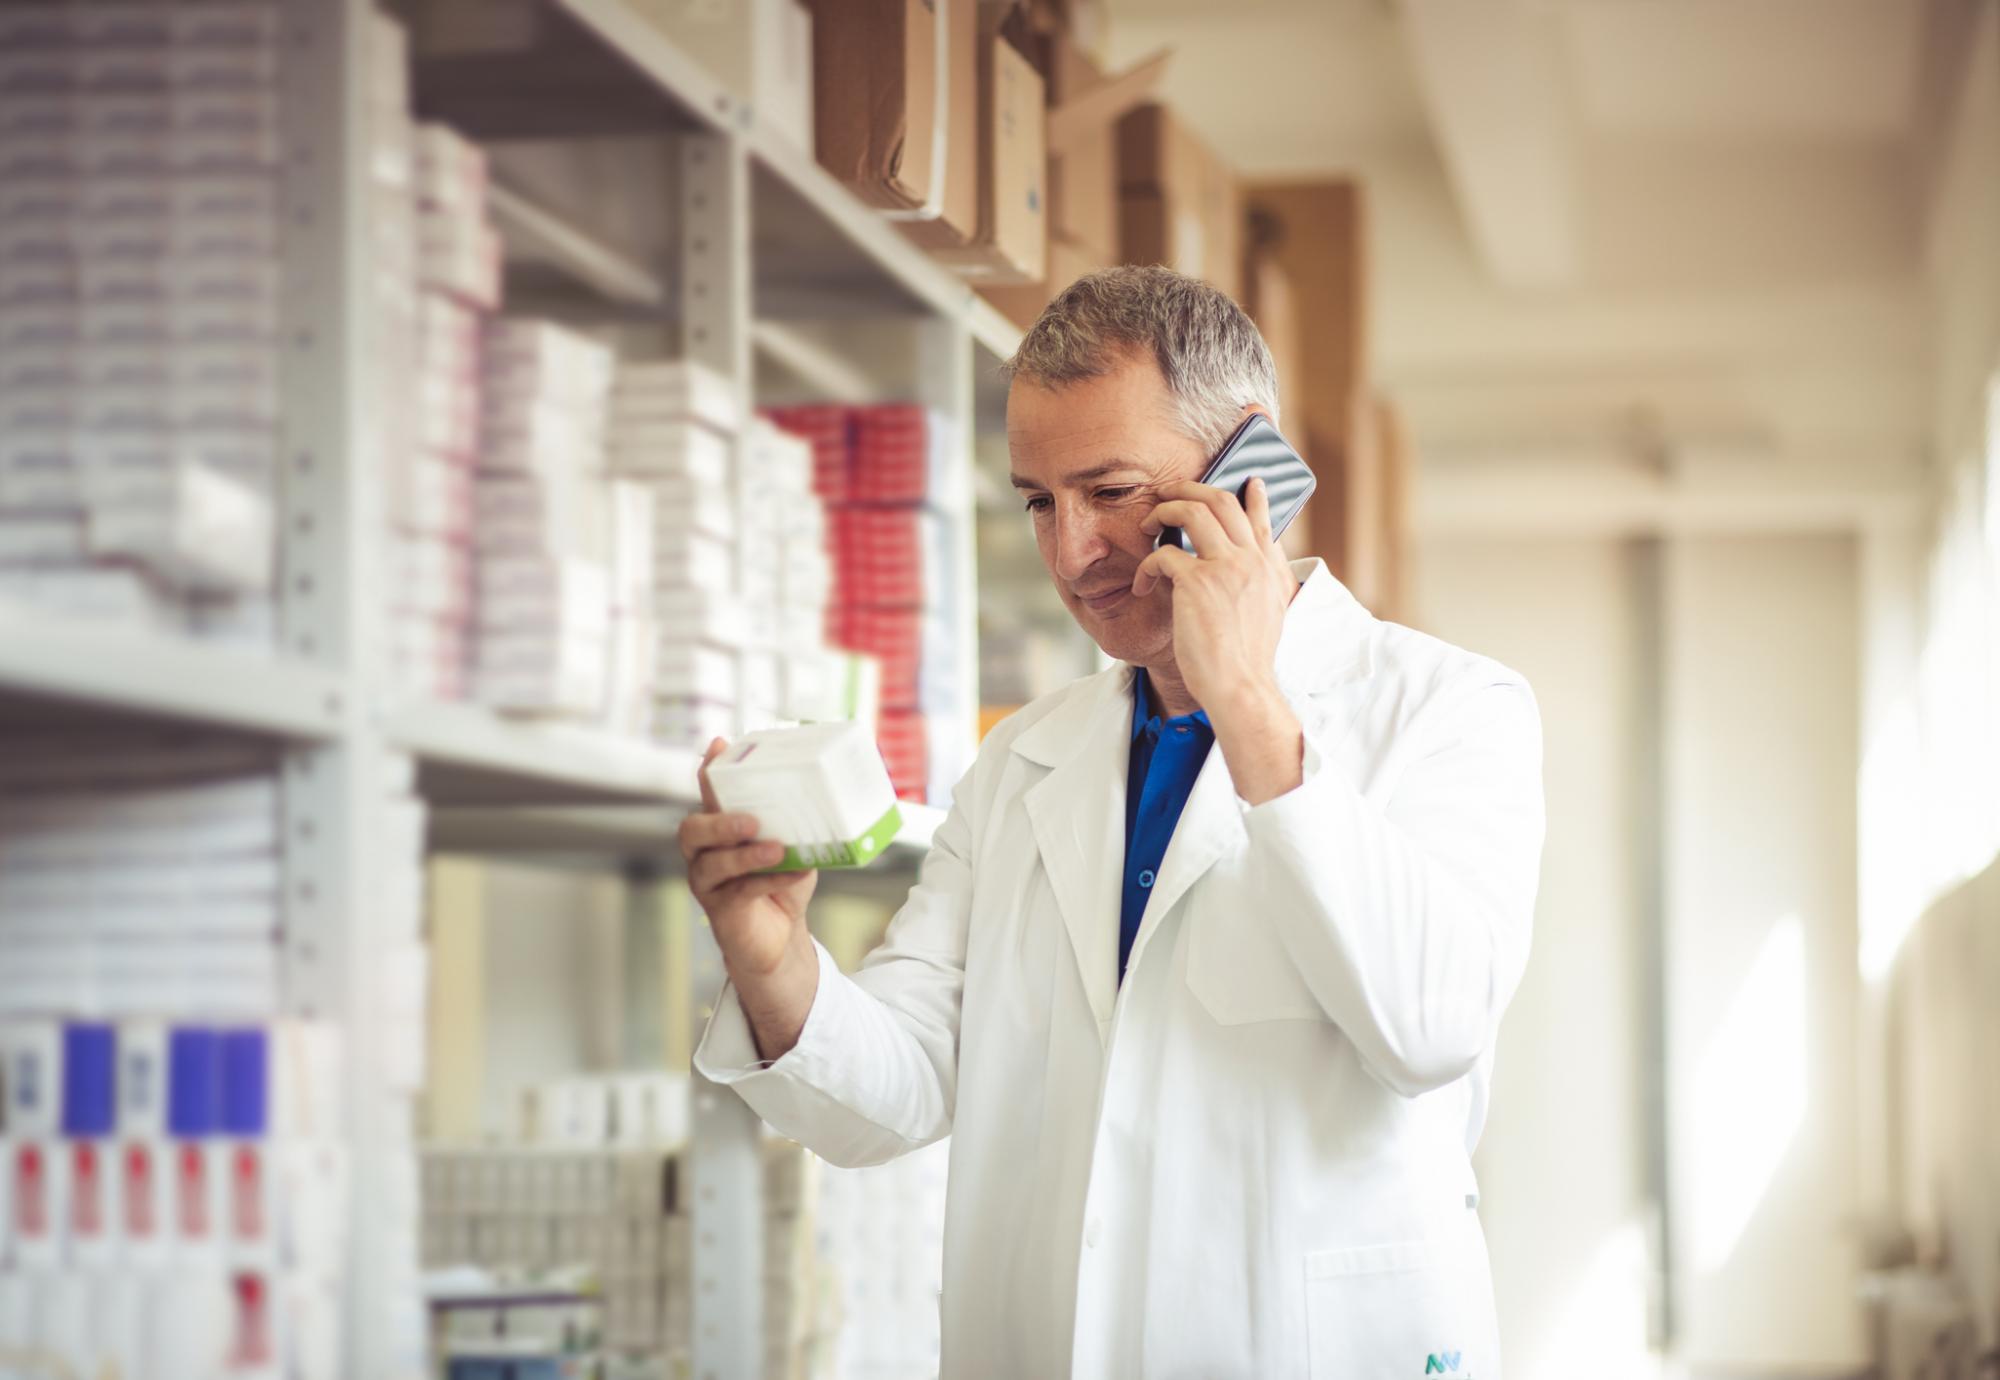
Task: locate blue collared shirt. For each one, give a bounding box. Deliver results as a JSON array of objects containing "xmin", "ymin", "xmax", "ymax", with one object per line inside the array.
[{"xmin": 1119, "ymin": 668, "xmax": 1215, "ymax": 984}]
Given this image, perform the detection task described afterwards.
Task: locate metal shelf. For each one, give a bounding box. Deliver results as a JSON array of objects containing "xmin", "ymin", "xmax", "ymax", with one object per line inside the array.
[
  {"xmin": 752, "ymin": 319, "xmax": 886, "ymax": 402},
  {"xmin": 490, "ymin": 178, "xmax": 668, "ymax": 310},
  {"xmin": 746, "ymin": 115, "xmax": 979, "ymax": 325},
  {"xmin": 407, "ymin": 0, "xmax": 1028, "ymax": 356},
  {"xmin": 384, "ymin": 700, "xmax": 705, "ymax": 807},
  {"xmin": 408, "ymin": 0, "xmax": 732, "ymax": 138},
  {"xmin": 0, "ymin": 601, "xmax": 349, "ymax": 740},
  {"xmin": 969, "ymin": 296, "xmax": 1026, "ymax": 362}
]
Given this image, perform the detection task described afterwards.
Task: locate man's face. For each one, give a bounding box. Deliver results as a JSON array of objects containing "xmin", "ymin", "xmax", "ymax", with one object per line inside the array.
[{"xmin": 1007, "ymin": 352, "xmax": 1211, "ymax": 667}]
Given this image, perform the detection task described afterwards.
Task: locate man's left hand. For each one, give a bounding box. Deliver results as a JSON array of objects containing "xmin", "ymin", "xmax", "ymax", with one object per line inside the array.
[
  {"xmin": 1134, "ymin": 475, "xmax": 1298, "ymax": 715},
  {"xmin": 1134, "ymin": 476, "xmax": 1308, "ymax": 804}
]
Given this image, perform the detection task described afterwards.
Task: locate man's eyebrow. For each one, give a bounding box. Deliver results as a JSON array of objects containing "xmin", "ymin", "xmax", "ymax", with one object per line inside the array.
[{"xmin": 1008, "ymin": 461, "xmax": 1143, "ymax": 490}]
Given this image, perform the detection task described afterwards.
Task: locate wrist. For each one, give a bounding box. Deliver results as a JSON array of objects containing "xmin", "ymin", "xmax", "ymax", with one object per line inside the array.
[
  {"xmin": 1209, "ymin": 673, "xmax": 1289, "ymax": 732},
  {"xmin": 733, "ymin": 928, "xmax": 819, "ymax": 1063},
  {"xmin": 1210, "ymin": 675, "xmax": 1303, "ymax": 806}
]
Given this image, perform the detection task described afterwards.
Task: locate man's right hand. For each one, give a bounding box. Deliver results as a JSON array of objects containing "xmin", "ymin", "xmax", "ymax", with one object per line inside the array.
[{"xmin": 679, "ymin": 738, "xmax": 821, "ymax": 1060}]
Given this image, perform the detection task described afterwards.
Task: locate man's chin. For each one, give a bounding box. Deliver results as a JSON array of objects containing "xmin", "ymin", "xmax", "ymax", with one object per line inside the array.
[{"xmin": 1073, "ymin": 609, "xmax": 1165, "ymax": 667}]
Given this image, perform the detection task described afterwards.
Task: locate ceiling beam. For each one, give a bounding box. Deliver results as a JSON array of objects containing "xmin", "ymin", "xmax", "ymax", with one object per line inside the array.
[{"xmin": 1399, "ymin": 0, "xmax": 1583, "ymax": 287}]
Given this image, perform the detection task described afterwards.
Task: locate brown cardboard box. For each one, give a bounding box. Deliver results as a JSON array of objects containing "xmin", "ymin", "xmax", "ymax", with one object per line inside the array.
[
  {"xmin": 1245, "ymin": 252, "xmax": 1302, "ymax": 441},
  {"xmin": 810, "ymin": 0, "xmax": 975, "ymax": 242},
  {"xmin": 1043, "ymin": 40, "xmax": 1166, "ymax": 258},
  {"xmin": 1117, "ymin": 103, "xmax": 1241, "ymax": 301},
  {"xmin": 1242, "ymin": 181, "xmax": 1369, "ymax": 577},
  {"xmin": 933, "ymin": 33, "xmax": 1047, "ymax": 283},
  {"xmin": 898, "ymin": 0, "xmax": 980, "ymax": 249},
  {"xmin": 978, "ymin": 235, "xmax": 1110, "ymax": 330}
]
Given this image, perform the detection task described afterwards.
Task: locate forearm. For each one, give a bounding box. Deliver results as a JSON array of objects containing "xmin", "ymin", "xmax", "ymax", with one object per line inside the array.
[
  {"xmin": 1211, "ymin": 678, "xmax": 1304, "ymax": 806},
  {"xmin": 726, "ymin": 919, "xmax": 821, "ymax": 1062},
  {"xmin": 1239, "ymin": 681, "xmax": 1545, "ymax": 1094}
]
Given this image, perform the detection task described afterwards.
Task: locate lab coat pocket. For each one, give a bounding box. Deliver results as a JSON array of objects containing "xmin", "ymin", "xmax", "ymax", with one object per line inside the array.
[
  {"xmin": 1304, "ymin": 1239, "xmax": 1500, "ymax": 1380},
  {"xmin": 1184, "ymin": 905, "xmax": 1325, "ymax": 1025}
]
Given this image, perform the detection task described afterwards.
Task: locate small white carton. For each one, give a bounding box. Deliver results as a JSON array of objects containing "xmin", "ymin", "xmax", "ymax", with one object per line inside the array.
[{"xmin": 703, "ymin": 721, "xmax": 901, "ymax": 870}]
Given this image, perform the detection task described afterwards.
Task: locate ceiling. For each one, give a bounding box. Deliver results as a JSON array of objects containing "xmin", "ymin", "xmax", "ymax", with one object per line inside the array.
[
  {"xmin": 1101, "ymin": 0, "xmax": 1951, "ymax": 290},
  {"xmin": 1098, "ymin": 0, "xmax": 1962, "ymax": 464}
]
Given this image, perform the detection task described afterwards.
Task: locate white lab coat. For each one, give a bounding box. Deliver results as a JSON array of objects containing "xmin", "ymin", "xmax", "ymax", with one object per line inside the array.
[{"xmin": 696, "ymin": 558, "xmax": 1546, "ymax": 1378}]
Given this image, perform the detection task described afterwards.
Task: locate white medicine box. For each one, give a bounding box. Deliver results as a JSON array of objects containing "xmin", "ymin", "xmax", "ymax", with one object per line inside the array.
[{"xmin": 703, "ymin": 720, "xmax": 901, "ymax": 870}]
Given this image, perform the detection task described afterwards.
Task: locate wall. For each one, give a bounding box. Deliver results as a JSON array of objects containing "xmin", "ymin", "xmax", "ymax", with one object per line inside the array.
[
  {"xmin": 1875, "ymin": 0, "xmax": 2000, "ymax": 1340},
  {"xmin": 1663, "ymin": 534, "xmax": 1864, "ymax": 1371},
  {"xmin": 1413, "ymin": 535, "xmax": 1655, "ymax": 1379},
  {"xmin": 1415, "ymin": 526, "xmax": 1870, "ymax": 1374}
]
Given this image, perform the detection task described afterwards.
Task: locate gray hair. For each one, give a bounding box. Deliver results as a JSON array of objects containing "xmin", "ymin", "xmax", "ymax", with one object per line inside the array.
[{"xmin": 1001, "ymin": 265, "xmax": 1280, "ymax": 452}]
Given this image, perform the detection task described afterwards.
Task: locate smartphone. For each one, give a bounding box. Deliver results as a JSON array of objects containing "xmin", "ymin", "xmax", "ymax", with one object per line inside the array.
[{"xmin": 1154, "ymin": 413, "xmax": 1317, "ymax": 554}]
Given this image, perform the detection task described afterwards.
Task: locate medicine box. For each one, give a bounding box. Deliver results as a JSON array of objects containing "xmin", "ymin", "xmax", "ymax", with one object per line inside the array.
[{"xmin": 703, "ymin": 720, "xmax": 901, "ymax": 870}]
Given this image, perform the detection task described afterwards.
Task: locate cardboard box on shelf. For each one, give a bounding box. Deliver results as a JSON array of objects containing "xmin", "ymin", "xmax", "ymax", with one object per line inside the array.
[
  {"xmin": 1244, "ymin": 247, "xmax": 1302, "ymax": 449},
  {"xmin": 809, "ymin": 0, "xmax": 974, "ymax": 238},
  {"xmin": 930, "ymin": 33, "xmax": 1046, "ymax": 284},
  {"xmin": 895, "ymin": 0, "xmax": 979, "ymax": 251},
  {"xmin": 1117, "ymin": 103, "xmax": 1241, "ymax": 302},
  {"xmin": 1040, "ymin": 39, "xmax": 1167, "ymax": 260},
  {"xmin": 1242, "ymin": 179, "xmax": 1369, "ymax": 577}
]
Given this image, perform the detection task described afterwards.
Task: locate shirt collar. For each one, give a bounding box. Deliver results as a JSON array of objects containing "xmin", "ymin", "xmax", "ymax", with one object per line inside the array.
[{"xmin": 1130, "ymin": 667, "xmax": 1211, "ymax": 742}]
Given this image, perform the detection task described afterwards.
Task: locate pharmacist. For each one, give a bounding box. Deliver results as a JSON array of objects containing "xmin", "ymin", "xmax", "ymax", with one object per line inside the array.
[{"xmin": 683, "ymin": 266, "xmax": 1546, "ymax": 1378}]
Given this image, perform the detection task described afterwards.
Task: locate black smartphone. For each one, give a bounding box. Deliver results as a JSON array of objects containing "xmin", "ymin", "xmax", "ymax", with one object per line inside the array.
[{"xmin": 1154, "ymin": 413, "xmax": 1317, "ymax": 554}]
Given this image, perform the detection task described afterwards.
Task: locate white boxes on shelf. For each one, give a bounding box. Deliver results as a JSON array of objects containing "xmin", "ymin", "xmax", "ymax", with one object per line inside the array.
[
  {"xmin": 469, "ymin": 316, "xmax": 654, "ymax": 730},
  {"xmin": 0, "ymin": 18, "xmax": 284, "ymax": 643},
  {"xmin": 83, "ymin": 456, "xmax": 273, "ymax": 595},
  {"xmin": 608, "ymin": 358, "xmax": 746, "ymax": 746}
]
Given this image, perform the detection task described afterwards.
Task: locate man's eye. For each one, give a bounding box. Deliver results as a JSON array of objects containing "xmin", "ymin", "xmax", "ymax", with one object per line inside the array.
[
  {"xmin": 1095, "ymin": 487, "xmax": 1137, "ymax": 502},
  {"xmin": 1023, "ymin": 495, "xmax": 1052, "ymax": 514}
]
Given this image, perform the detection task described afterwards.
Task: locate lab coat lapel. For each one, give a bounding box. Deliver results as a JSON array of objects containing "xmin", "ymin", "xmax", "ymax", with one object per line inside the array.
[
  {"xmin": 1017, "ymin": 668, "xmax": 1134, "ymax": 1032},
  {"xmin": 1124, "ymin": 741, "xmax": 1243, "ymax": 977}
]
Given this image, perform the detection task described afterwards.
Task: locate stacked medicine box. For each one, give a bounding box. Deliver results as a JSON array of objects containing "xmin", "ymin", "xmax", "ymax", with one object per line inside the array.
[
  {"xmin": 0, "ymin": 723, "xmax": 434, "ymax": 1379},
  {"xmin": 610, "ymin": 358, "xmax": 746, "ymax": 747},
  {"xmin": 762, "ymin": 1137, "xmax": 950, "ymax": 1380},
  {"xmin": 0, "ymin": 4, "xmax": 282, "ymax": 642},
  {"xmin": 474, "ymin": 319, "xmax": 656, "ymax": 729},
  {"xmin": 0, "ymin": 1016, "xmax": 349, "ymax": 1380},
  {"xmin": 367, "ymin": 38, "xmax": 655, "ymax": 732},
  {"xmin": 368, "ymin": 72, "xmax": 504, "ymax": 703},
  {"xmin": 424, "ymin": 1129, "xmax": 950, "ymax": 1377},
  {"xmin": 422, "ymin": 1067, "xmax": 695, "ymax": 1364},
  {"xmin": 769, "ymin": 403, "xmax": 969, "ymax": 802}
]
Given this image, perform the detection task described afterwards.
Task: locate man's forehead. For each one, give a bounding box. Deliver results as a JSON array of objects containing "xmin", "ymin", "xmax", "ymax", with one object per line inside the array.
[{"xmin": 1005, "ymin": 378, "xmax": 1190, "ymax": 487}]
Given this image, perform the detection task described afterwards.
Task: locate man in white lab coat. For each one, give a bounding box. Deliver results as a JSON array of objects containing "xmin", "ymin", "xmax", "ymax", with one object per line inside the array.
[{"xmin": 681, "ymin": 266, "xmax": 1546, "ymax": 1378}]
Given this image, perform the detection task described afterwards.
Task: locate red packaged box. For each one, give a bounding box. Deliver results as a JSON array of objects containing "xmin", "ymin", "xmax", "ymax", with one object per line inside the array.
[
  {"xmin": 765, "ymin": 404, "xmax": 853, "ymax": 503},
  {"xmin": 829, "ymin": 505, "xmax": 923, "ymax": 609},
  {"xmin": 831, "ymin": 605, "xmax": 922, "ymax": 709},
  {"xmin": 851, "ymin": 403, "xmax": 932, "ymax": 504},
  {"xmin": 875, "ymin": 708, "xmax": 928, "ymax": 802}
]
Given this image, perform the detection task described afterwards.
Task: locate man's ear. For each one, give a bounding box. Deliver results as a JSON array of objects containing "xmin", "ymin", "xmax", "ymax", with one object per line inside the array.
[{"xmin": 1238, "ymin": 402, "xmax": 1277, "ymax": 428}]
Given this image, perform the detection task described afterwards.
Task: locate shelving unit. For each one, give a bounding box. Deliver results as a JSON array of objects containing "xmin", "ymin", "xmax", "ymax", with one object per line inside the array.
[{"xmin": 0, "ymin": 2, "xmax": 1017, "ymax": 1375}]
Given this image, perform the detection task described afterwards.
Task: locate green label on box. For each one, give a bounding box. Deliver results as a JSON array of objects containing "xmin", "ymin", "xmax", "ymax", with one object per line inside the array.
[{"xmin": 762, "ymin": 802, "xmax": 903, "ymax": 872}]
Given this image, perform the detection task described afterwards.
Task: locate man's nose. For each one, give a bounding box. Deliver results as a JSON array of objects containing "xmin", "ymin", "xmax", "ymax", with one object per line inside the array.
[{"xmin": 1050, "ymin": 503, "xmax": 1110, "ymax": 583}]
